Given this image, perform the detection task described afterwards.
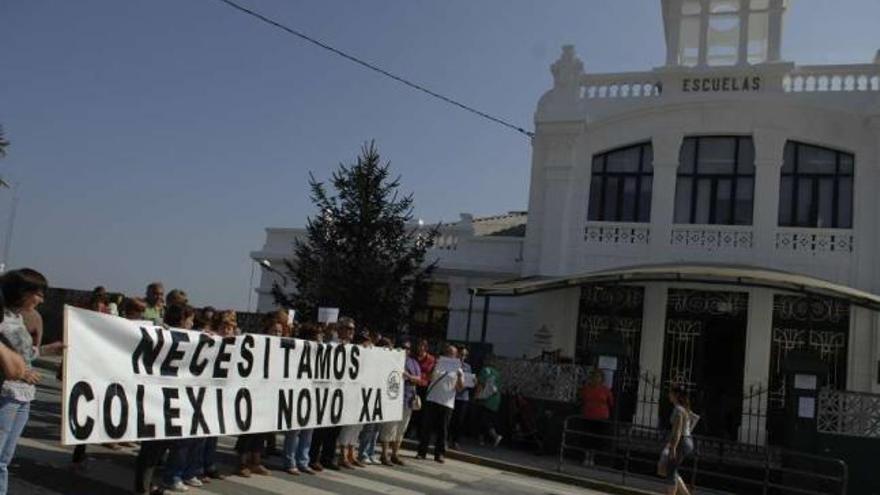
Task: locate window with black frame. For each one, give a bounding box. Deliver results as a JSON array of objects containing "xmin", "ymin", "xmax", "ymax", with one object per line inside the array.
[
  {"xmin": 778, "ymin": 142, "xmax": 854, "ymax": 229},
  {"xmin": 674, "ymin": 136, "xmax": 755, "ymax": 225},
  {"xmin": 587, "ymin": 143, "xmax": 653, "ymax": 223}
]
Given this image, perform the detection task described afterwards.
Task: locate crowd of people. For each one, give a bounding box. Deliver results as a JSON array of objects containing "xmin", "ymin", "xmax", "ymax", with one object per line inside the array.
[{"xmin": 0, "ymin": 273, "xmax": 506, "ymax": 495}]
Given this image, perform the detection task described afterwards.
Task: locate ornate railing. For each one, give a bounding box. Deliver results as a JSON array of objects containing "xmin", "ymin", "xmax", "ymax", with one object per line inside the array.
[
  {"xmin": 432, "ymin": 232, "xmax": 460, "ymax": 250},
  {"xmin": 817, "ymin": 388, "xmax": 880, "ymax": 438},
  {"xmin": 670, "ymin": 226, "xmax": 754, "ymax": 250},
  {"xmin": 580, "ymin": 72, "xmax": 662, "ymax": 99},
  {"xmin": 775, "ymin": 228, "xmax": 854, "ymax": 254},
  {"xmin": 490, "ymin": 356, "xmax": 590, "ymax": 402},
  {"xmin": 783, "ymin": 65, "xmax": 880, "ymax": 93},
  {"xmin": 584, "ymin": 222, "xmax": 650, "ymax": 246}
]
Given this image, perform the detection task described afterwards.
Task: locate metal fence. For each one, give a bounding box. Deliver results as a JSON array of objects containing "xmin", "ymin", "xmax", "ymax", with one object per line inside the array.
[
  {"xmin": 559, "ymin": 416, "xmax": 848, "ymax": 495},
  {"xmin": 635, "ymin": 371, "xmax": 770, "ymax": 447},
  {"xmin": 817, "ymin": 388, "xmax": 880, "ymax": 438}
]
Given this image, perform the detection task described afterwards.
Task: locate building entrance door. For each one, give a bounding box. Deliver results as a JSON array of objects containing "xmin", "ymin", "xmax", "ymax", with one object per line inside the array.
[{"xmin": 662, "ymin": 289, "xmax": 748, "ymax": 440}]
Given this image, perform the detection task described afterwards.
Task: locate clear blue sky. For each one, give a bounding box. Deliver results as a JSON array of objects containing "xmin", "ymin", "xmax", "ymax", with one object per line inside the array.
[{"xmin": 1, "ymin": 0, "xmax": 878, "ymax": 310}]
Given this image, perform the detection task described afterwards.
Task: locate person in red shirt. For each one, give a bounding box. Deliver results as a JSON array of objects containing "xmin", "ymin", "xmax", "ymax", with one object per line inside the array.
[
  {"xmin": 578, "ymin": 369, "xmax": 613, "ymax": 466},
  {"xmin": 408, "ymin": 339, "xmax": 435, "ymax": 439}
]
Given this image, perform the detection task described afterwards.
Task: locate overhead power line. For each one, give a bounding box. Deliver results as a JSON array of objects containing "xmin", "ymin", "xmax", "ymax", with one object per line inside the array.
[{"xmin": 213, "ymin": 0, "xmax": 534, "ymax": 138}]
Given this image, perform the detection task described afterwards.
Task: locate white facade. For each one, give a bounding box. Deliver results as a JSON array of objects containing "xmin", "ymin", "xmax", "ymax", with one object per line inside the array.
[{"xmin": 254, "ymin": 1, "xmax": 880, "ymax": 436}]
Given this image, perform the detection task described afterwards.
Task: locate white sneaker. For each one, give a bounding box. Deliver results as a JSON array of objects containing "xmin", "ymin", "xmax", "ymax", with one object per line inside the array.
[
  {"xmin": 368, "ymin": 456, "xmax": 379, "ymax": 464},
  {"xmin": 493, "ymin": 435, "xmax": 503, "ymax": 448},
  {"xmin": 184, "ymin": 477, "xmax": 203, "ymax": 487},
  {"xmin": 165, "ymin": 481, "xmax": 189, "ymax": 492}
]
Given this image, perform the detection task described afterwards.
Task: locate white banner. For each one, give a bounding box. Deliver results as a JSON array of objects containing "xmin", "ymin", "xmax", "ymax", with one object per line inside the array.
[{"xmin": 61, "ymin": 306, "xmax": 404, "ymax": 445}]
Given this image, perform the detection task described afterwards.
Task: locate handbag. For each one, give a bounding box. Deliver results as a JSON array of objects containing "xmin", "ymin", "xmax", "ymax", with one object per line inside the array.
[
  {"xmin": 410, "ymin": 394, "xmax": 422, "ymax": 411},
  {"xmin": 657, "ymin": 446, "xmax": 669, "ymax": 477}
]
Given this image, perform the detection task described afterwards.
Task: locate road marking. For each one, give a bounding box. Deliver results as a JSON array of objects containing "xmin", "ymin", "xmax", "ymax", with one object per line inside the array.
[
  {"xmin": 222, "ymin": 474, "xmax": 339, "ymax": 495},
  {"xmin": 405, "ymin": 459, "xmax": 492, "ymax": 482},
  {"xmin": 496, "ymin": 472, "xmax": 606, "ymax": 495},
  {"xmin": 319, "ymin": 468, "xmax": 424, "ymax": 495},
  {"xmin": 364, "ymin": 465, "xmax": 458, "ymax": 490}
]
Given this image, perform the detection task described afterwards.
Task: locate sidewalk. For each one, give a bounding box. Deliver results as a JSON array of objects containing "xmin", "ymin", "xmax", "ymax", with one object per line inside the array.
[
  {"xmin": 403, "ymin": 438, "xmax": 693, "ymax": 495},
  {"xmin": 33, "ymin": 357, "xmax": 658, "ymax": 494}
]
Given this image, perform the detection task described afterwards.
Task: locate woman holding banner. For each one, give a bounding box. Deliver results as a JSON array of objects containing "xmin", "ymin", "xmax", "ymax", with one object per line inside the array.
[
  {"xmin": 283, "ymin": 323, "xmax": 319, "ymax": 476},
  {"xmin": 379, "ymin": 339, "xmax": 421, "ymax": 466},
  {"xmin": 337, "ymin": 331, "xmax": 371, "ymax": 468},
  {"xmin": 0, "ymin": 269, "xmax": 63, "ymax": 495},
  {"xmin": 235, "ymin": 312, "xmax": 288, "ymax": 478}
]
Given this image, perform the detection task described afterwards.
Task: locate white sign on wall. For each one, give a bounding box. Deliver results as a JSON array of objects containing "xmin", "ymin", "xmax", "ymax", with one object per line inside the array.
[{"xmin": 61, "ymin": 306, "xmax": 403, "ymax": 445}]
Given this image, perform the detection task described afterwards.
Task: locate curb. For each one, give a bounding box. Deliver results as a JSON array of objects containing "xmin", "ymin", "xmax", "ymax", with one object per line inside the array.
[
  {"xmin": 33, "ymin": 355, "xmax": 650, "ymax": 494},
  {"xmin": 402, "ymin": 440, "xmax": 653, "ymax": 495}
]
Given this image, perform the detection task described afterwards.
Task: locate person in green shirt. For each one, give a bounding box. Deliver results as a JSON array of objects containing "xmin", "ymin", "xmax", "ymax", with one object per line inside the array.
[
  {"xmin": 475, "ymin": 361, "xmax": 503, "ymax": 447},
  {"xmin": 142, "ymin": 282, "xmax": 164, "ymax": 324}
]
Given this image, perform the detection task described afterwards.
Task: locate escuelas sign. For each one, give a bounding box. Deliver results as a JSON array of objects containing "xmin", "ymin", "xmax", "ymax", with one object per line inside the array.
[{"xmin": 61, "ymin": 306, "xmax": 404, "ymax": 445}]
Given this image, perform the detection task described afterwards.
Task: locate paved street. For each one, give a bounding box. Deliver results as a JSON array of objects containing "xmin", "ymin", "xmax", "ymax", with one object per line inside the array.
[{"xmin": 10, "ymin": 367, "xmax": 611, "ymax": 495}]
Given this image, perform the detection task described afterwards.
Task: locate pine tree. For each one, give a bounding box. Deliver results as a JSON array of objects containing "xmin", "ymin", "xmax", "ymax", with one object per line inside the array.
[
  {"xmin": 274, "ymin": 141, "xmax": 437, "ymax": 334},
  {"xmin": 0, "ymin": 126, "xmax": 9, "ymax": 157}
]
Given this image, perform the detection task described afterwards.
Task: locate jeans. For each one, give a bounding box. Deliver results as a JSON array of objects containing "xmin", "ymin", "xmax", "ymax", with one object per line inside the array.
[
  {"xmin": 163, "ymin": 440, "xmax": 201, "ymax": 485},
  {"xmin": 283, "ymin": 429, "xmax": 313, "ymax": 470},
  {"xmin": 417, "ymin": 402, "xmax": 452, "ymax": 459},
  {"xmin": 357, "ymin": 424, "xmax": 379, "ymax": 460},
  {"xmin": 0, "ymin": 397, "xmax": 30, "ymax": 495},
  {"xmin": 203, "ymin": 437, "xmax": 219, "ymax": 474}
]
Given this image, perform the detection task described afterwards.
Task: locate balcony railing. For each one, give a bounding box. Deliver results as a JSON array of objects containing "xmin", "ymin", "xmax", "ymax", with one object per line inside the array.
[
  {"xmin": 584, "ymin": 222, "xmax": 650, "ymax": 246},
  {"xmin": 671, "ymin": 225, "xmax": 754, "ymax": 250},
  {"xmin": 775, "ymin": 228, "xmax": 854, "ymax": 254},
  {"xmin": 783, "ymin": 65, "xmax": 880, "ymax": 93},
  {"xmin": 574, "ymin": 64, "xmax": 880, "ymax": 104},
  {"xmin": 580, "ymin": 72, "xmax": 662, "ymax": 99}
]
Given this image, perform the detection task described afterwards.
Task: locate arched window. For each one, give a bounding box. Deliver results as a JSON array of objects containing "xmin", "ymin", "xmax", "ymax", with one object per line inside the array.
[
  {"xmin": 778, "ymin": 142, "xmax": 854, "ymax": 229},
  {"xmin": 588, "ymin": 143, "xmax": 653, "ymax": 223},
  {"xmin": 674, "ymin": 136, "xmax": 755, "ymax": 225}
]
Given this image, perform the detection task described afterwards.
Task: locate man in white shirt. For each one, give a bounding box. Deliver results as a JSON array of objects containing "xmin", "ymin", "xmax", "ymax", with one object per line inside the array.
[{"xmin": 416, "ymin": 344, "xmax": 464, "ymax": 463}]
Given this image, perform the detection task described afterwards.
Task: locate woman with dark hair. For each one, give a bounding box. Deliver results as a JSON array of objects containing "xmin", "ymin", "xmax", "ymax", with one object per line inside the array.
[
  {"xmin": 0, "ymin": 268, "xmax": 62, "ymax": 495},
  {"xmin": 662, "ymin": 385, "xmax": 698, "ymax": 495},
  {"xmin": 134, "ymin": 304, "xmax": 196, "ymax": 494},
  {"xmin": 159, "ymin": 305, "xmax": 204, "ymax": 492},
  {"xmin": 86, "ymin": 286, "xmax": 110, "ymax": 314}
]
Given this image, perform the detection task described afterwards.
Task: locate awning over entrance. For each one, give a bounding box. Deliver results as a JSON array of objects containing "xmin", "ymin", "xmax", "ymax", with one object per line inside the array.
[{"xmin": 472, "ymin": 263, "xmax": 880, "ymax": 311}]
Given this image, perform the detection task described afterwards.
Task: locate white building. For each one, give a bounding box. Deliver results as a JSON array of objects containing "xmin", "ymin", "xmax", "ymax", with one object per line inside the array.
[{"xmin": 254, "ymin": 0, "xmax": 880, "ymax": 444}]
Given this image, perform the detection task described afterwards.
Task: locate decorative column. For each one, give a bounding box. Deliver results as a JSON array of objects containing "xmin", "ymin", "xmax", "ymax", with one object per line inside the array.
[
  {"xmin": 634, "ymin": 284, "xmax": 669, "ymax": 427},
  {"xmin": 697, "ymin": 0, "xmax": 709, "ymax": 66},
  {"xmin": 737, "ymin": 6, "xmax": 750, "ymax": 65},
  {"xmin": 649, "ymin": 131, "xmax": 683, "ymax": 259},
  {"xmin": 751, "ymin": 129, "xmax": 786, "ymax": 254},
  {"xmin": 767, "ymin": 0, "xmax": 785, "ymax": 62},
  {"xmin": 525, "ymin": 46, "xmax": 585, "ymax": 276},
  {"xmin": 665, "ymin": 0, "xmax": 682, "ymax": 66},
  {"xmin": 868, "ymin": 114, "xmax": 880, "ymax": 394},
  {"xmin": 740, "ymin": 288, "xmax": 773, "ymax": 445}
]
